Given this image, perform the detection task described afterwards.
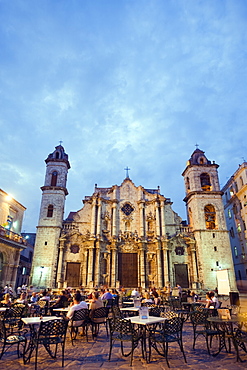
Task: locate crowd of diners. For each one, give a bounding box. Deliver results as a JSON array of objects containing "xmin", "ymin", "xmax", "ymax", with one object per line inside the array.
[{"xmin": 0, "ymin": 282, "xmax": 220, "ymax": 315}]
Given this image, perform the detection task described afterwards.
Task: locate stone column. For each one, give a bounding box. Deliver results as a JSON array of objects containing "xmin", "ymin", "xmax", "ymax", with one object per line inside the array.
[
  {"xmin": 140, "ymin": 244, "xmax": 146, "ymax": 288},
  {"xmin": 188, "ymin": 242, "xmax": 198, "ymax": 282},
  {"xmin": 156, "ymin": 243, "xmax": 163, "ymax": 288},
  {"xmin": 162, "ymin": 240, "xmax": 169, "ymax": 285},
  {"xmin": 111, "ymin": 244, "xmax": 117, "ymax": 287},
  {"xmin": 82, "ymin": 251, "xmax": 87, "ymax": 287},
  {"xmin": 160, "ymin": 201, "xmax": 166, "ymax": 237},
  {"xmin": 112, "ymin": 202, "xmax": 117, "ymax": 237},
  {"xmin": 166, "ymin": 249, "xmax": 172, "ymax": 284},
  {"xmin": 91, "ymin": 198, "xmax": 97, "ymax": 235},
  {"xmin": 139, "ymin": 201, "xmax": 145, "ymax": 237},
  {"xmin": 94, "ymin": 244, "xmax": 101, "ymax": 287},
  {"xmin": 96, "ymin": 199, "xmax": 101, "ymax": 236},
  {"xmin": 155, "ymin": 202, "xmax": 160, "ymax": 236},
  {"xmin": 87, "ymin": 246, "xmax": 94, "ymax": 284},
  {"xmin": 57, "ymin": 240, "xmax": 65, "ymax": 288}
]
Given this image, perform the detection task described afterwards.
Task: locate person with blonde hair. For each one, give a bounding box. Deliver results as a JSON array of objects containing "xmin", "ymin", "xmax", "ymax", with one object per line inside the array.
[{"xmin": 1, "ymin": 293, "xmax": 12, "ymax": 307}]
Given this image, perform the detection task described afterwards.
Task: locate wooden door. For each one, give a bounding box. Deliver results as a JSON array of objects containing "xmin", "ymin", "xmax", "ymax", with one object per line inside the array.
[
  {"xmin": 118, "ymin": 253, "xmax": 138, "ymax": 287},
  {"xmin": 66, "ymin": 262, "xmax": 80, "ymax": 287},
  {"xmin": 174, "ymin": 264, "xmax": 189, "ymax": 288}
]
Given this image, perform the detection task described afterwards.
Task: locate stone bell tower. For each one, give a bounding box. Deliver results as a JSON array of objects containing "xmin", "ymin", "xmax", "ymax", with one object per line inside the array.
[
  {"xmin": 31, "ymin": 144, "xmax": 70, "ymax": 288},
  {"xmin": 182, "ymin": 148, "xmax": 236, "ymax": 291}
]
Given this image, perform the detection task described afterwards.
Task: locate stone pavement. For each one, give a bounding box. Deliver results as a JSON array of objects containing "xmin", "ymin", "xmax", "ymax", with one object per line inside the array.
[{"xmin": 2, "ymin": 318, "xmax": 247, "ymax": 370}]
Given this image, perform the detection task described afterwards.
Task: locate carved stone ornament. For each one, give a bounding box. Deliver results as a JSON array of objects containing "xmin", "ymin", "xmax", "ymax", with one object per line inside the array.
[
  {"xmin": 70, "ymin": 244, "xmax": 80, "ymax": 254},
  {"xmin": 175, "ymin": 246, "xmax": 184, "ymax": 256},
  {"xmin": 119, "ymin": 243, "xmax": 137, "ymax": 253}
]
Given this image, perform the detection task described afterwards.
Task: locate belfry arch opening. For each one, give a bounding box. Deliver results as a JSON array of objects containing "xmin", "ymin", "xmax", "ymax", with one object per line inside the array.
[
  {"xmin": 204, "ymin": 204, "xmax": 216, "ymax": 229},
  {"xmin": 200, "ymin": 173, "xmax": 211, "ymax": 191},
  {"xmin": 51, "ymin": 171, "xmax": 58, "ymax": 186}
]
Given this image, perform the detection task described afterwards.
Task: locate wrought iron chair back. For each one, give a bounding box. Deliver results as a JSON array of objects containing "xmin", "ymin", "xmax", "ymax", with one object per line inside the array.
[
  {"xmin": 70, "ymin": 308, "xmax": 90, "ymax": 344},
  {"xmin": 0, "ymin": 317, "xmax": 27, "ymax": 360},
  {"xmin": 35, "ymin": 319, "xmax": 68, "ymax": 370},
  {"xmin": 112, "ymin": 305, "xmax": 123, "ymax": 319},
  {"xmin": 72, "ymin": 308, "xmax": 90, "ymax": 322},
  {"xmin": 108, "ymin": 317, "xmax": 144, "ymax": 366},
  {"xmin": 160, "ymin": 310, "xmax": 179, "ymax": 319},
  {"xmin": 91, "ymin": 307, "xmax": 109, "ymax": 337},
  {"xmin": 149, "ymin": 307, "xmax": 163, "ymax": 317},
  {"xmin": 4, "ymin": 305, "xmax": 26, "ymax": 332},
  {"xmin": 148, "ymin": 316, "xmax": 186, "ymax": 367},
  {"xmin": 190, "ymin": 310, "xmax": 224, "ymax": 355}
]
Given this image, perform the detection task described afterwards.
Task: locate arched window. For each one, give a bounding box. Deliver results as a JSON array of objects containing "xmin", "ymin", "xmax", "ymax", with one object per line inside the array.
[
  {"xmin": 204, "ymin": 204, "xmax": 216, "ymax": 229},
  {"xmin": 55, "ymin": 152, "xmax": 60, "ymax": 159},
  {"xmin": 47, "ymin": 205, "xmax": 54, "ymax": 218},
  {"xmin": 51, "ymin": 171, "xmax": 58, "ymax": 186},
  {"xmin": 200, "ymin": 173, "xmax": 211, "ymax": 191}
]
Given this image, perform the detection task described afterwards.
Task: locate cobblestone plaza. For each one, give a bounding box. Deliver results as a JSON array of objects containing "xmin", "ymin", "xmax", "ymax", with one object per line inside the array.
[{"xmin": 3, "ymin": 295, "xmax": 247, "ymax": 370}]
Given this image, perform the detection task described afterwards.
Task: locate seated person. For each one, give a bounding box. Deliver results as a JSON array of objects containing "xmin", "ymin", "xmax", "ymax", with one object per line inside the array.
[
  {"xmin": 66, "ymin": 293, "xmax": 88, "ymax": 327},
  {"xmin": 151, "ymin": 290, "xmax": 160, "ymax": 305},
  {"xmin": 205, "ymin": 292, "xmax": 213, "ymax": 308},
  {"xmin": 30, "ymin": 292, "xmax": 38, "ymax": 304},
  {"xmin": 101, "ymin": 288, "xmax": 113, "ymax": 300},
  {"xmin": 209, "ymin": 291, "xmax": 220, "ymax": 308},
  {"xmin": 89, "ymin": 291, "xmax": 104, "ymax": 323},
  {"xmin": 191, "ymin": 291, "xmax": 199, "ymax": 302},
  {"xmin": 15, "ymin": 292, "xmax": 28, "ymax": 304},
  {"xmin": 39, "ymin": 290, "xmax": 51, "ymax": 302},
  {"xmin": 50, "ymin": 290, "xmax": 68, "ymax": 314},
  {"xmin": 1, "ymin": 293, "xmax": 12, "ymax": 307},
  {"xmin": 131, "ymin": 288, "xmax": 140, "ymax": 298}
]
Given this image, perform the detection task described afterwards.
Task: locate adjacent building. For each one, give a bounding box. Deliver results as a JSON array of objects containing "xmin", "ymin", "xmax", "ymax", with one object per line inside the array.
[
  {"xmin": 16, "ymin": 233, "xmax": 36, "ymax": 288},
  {"xmin": 221, "ymin": 162, "xmax": 247, "ymax": 291},
  {"xmin": 0, "ymin": 189, "xmax": 27, "ymax": 288},
  {"xmin": 31, "ymin": 145, "xmax": 237, "ymax": 292}
]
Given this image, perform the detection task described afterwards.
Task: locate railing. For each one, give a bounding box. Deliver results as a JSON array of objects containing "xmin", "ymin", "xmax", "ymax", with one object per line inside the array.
[{"xmin": 0, "ymin": 225, "xmax": 27, "ymax": 245}]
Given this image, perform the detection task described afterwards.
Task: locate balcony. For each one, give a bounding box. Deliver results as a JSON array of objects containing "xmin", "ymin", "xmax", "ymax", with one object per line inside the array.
[{"xmin": 0, "ymin": 225, "xmax": 27, "ymax": 247}]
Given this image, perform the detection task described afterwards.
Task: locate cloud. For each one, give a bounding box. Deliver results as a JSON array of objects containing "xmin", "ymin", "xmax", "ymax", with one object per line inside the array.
[{"xmin": 0, "ymin": 0, "xmax": 247, "ymax": 231}]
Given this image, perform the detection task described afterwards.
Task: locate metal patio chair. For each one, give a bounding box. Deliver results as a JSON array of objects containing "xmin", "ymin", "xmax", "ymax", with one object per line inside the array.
[
  {"xmin": 90, "ymin": 306, "xmax": 109, "ymax": 338},
  {"xmin": 148, "ymin": 316, "xmax": 186, "ymax": 367},
  {"xmin": 0, "ymin": 318, "xmax": 27, "ymax": 360},
  {"xmin": 33, "ymin": 318, "xmax": 68, "ymax": 370},
  {"xmin": 69, "ymin": 308, "xmax": 90, "ymax": 344},
  {"xmin": 190, "ymin": 310, "xmax": 225, "ymax": 355},
  {"xmin": 108, "ymin": 317, "xmax": 144, "ymax": 366}
]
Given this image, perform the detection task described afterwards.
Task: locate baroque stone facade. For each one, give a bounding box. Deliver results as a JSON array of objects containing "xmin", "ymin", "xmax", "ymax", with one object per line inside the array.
[{"xmin": 31, "ymin": 146, "xmax": 237, "ymax": 292}]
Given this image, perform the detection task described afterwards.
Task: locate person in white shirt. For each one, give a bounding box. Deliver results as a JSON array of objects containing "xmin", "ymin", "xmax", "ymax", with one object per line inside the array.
[
  {"xmin": 131, "ymin": 288, "xmax": 139, "ymax": 298},
  {"xmin": 210, "ymin": 291, "xmax": 220, "ymax": 309},
  {"xmin": 66, "ymin": 293, "xmax": 88, "ymax": 327}
]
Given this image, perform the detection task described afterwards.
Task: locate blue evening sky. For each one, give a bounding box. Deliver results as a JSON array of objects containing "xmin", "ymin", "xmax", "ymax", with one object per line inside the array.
[{"xmin": 0, "ymin": 0, "xmax": 246, "ymax": 232}]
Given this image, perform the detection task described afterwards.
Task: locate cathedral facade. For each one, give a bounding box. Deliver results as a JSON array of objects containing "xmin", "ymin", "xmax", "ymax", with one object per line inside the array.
[{"xmin": 31, "ymin": 145, "xmax": 237, "ymax": 292}]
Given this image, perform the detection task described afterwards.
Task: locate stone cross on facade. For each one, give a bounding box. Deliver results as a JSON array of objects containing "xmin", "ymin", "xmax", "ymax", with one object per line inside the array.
[{"xmin": 124, "ymin": 166, "xmax": 130, "ymax": 178}]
